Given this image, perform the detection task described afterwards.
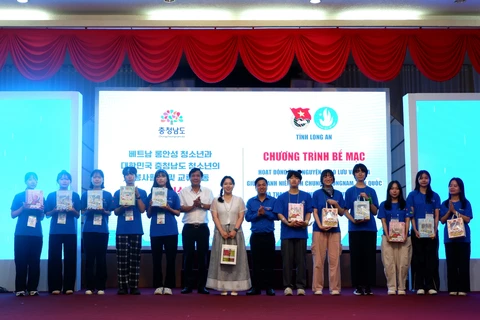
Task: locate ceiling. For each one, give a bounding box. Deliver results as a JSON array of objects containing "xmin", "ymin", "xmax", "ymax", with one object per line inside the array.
[{"xmin": 0, "ymin": 0, "xmax": 478, "ymax": 28}]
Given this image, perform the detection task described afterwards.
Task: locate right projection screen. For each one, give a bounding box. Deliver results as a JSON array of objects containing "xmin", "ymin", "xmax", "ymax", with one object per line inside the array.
[{"xmin": 403, "ymin": 93, "xmax": 480, "ymax": 260}]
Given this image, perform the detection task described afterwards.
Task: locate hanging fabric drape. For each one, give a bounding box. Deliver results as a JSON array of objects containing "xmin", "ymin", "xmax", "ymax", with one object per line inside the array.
[{"xmin": 1, "ymin": 28, "xmax": 479, "ymax": 83}]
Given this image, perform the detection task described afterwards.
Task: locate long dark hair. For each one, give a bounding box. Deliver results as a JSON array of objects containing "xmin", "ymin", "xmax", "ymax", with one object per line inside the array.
[
  {"xmin": 218, "ymin": 176, "xmax": 234, "ymax": 203},
  {"xmin": 414, "ymin": 170, "xmax": 434, "ymax": 204},
  {"xmin": 384, "ymin": 180, "xmax": 406, "ymax": 210},
  {"xmin": 151, "ymin": 169, "xmax": 173, "ymax": 191},
  {"xmin": 443, "ymin": 177, "xmax": 467, "ymax": 210}
]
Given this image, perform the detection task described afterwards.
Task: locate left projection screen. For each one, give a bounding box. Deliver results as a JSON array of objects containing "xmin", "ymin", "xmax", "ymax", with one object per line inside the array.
[{"xmin": 0, "ymin": 92, "xmax": 82, "ymax": 291}]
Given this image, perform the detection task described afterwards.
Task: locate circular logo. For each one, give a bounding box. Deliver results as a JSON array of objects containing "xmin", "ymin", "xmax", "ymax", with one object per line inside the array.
[{"xmin": 314, "ymin": 107, "xmax": 338, "ymax": 130}]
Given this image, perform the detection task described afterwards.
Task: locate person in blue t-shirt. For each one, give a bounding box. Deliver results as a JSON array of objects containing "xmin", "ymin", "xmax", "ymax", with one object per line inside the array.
[
  {"xmin": 45, "ymin": 170, "xmax": 81, "ymax": 295},
  {"xmin": 378, "ymin": 180, "xmax": 412, "ymax": 296},
  {"xmin": 147, "ymin": 169, "xmax": 181, "ymax": 296},
  {"xmin": 274, "ymin": 170, "xmax": 312, "ymax": 296},
  {"xmin": 10, "ymin": 172, "xmax": 45, "ymax": 297},
  {"xmin": 81, "ymin": 169, "xmax": 113, "ymax": 295},
  {"xmin": 311, "ymin": 169, "xmax": 345, "ymax": 296},
  {"xmin": 113, "ymin": 166, "xmax": 148, "ymax": 295},
  {"xmin": 344, "ymin": 163, "xmax": 379, "ymax": 296},
  {"xmin": 440, "ymin": 177, "xmax": 473, "ymax": 296},
  {"xmin": 245, "ymin": 177, "xmax": 277, "ymax": 296},
  {"xmin": 406, "ymin": 170, "xmax": 441, "ymax": 295}
]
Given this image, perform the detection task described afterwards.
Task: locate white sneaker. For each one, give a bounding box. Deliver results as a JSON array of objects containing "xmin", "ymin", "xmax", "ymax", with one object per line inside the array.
[
  {"xmin": 15, "ymin": 291, "xmax": 26, "ymax": 297},
  {"xmin": 331, "ymin": 290, "xmax": 340, "ymax": 296},
  {"xmin": 428, "ymin": 289, "xmax": 437, "ymax": 295},
  {"xmin": 388, "ymin": 290, "xmax": 396, "ymax": 295},
  {"xmin": 230, "ymin": 291, "xmax": 238, "ymax": 296},
  {"xmin": 221, "ymin": 291, "xmax": 228, "ymax": 296},
  {"xmin": 29, "ymin": 291, "xmax": 39, "ymax": 296},
  {"xmin": 458, "ymin": 292, "xmax": 467, "ymax": 296},
  {"xmin": 314, "ymin": 290, "xmax": 322, "ymax": 295},
  {"xmin": 97, "ymin": 290, "xmax": 105, "ymax": 295},
  {"xmin": 397, "ymin": 290, "xmax": 406, "ymax": 295},
  {"xmin": 154, "ymin": 287, "xmax": 164, "ymax": 295},
  {"xmin": 65, "ymin": 290, "xmax": 74, "ymax": 295},
  {"xmin": 85, "ymin": 290, "xmax": 93, "ymax": 295},
  {"xmin": 449, "ymin": 292, "xmax": 458, "ymax": 296},
  {"xmin": 297, "ymin": 289, "xmax": 306, "ymax": 296},
  {"xmin": 284, "ymin": 287, "xmax": 293, "ymax": 296},
  {"xmin": 51, "ymin": 290, "xmax": 61, "ymax": 295},
  {"xmin": 163, "ymin": 288, "xmax": 173, "ymax": 295},
  {"xmin": 416, "ymin": 289, "xmax": 425, "ymax": 295}
]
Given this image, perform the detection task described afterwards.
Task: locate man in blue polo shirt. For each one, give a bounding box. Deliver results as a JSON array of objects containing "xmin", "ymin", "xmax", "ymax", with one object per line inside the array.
[{"xmin": 245, "ymin": 177, "xmax": 277, "ymax": 296}]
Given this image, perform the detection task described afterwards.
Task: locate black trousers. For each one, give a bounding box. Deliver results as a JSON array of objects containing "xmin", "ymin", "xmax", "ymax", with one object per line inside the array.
[
  {"xmin": 14, "ymin": 235, "xmax": 43, "ymax": 292},
  {"xmin": 83, "ymin": 232, "xmax": 108, "ymax": 291},
  {"xmin": 411, "ymin": 235, "xmax": 439, "ymax": 290},
  {"xmin": 250, "ymin": 232, "xmax": 275, "ymax": 290},
  {"xmin": 151, "ymin": 234, "xmax": 178, "ymax": 289},
  {"xmin": 48, "ymin": 234, "xmax": 77, "ymax": 293},
  {"xmin": 349, "ymin": 231, "xmax": 376, "ymax": 288},
  {"xmin": 445, "ymin": 242, "xmax": 471, "ymax": 293},
  {"xmin": 182, "ymin": 224, "xmax": 210, "ymax": 290}
]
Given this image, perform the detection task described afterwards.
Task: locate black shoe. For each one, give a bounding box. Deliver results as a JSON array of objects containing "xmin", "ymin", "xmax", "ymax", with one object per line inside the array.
[
  {"xmin": 364, "ymin": 287, "xmax": 373, "ymax": 295},
  {"xmin": 197, "ymin": 288, "xmax": 209, "ymax": 295},
  {"xmin": 266, "ymin": 288, "xmax": 276, "ymax": 296},
  {"xmin": 181, "ymin": 287, "xmax": 192, "ymax": 294},
  {"xmin": 117, "ymin": 289, "xmax": 128, "ymax": 295},
  {"xmin": 247, "ymin": 288, "xmax": 261, "ymax": 296},
  {"xmin": 353, "ymin": 287, "xmax": 364, "ymax": 296},
  {"xmin": 130, "ymin": 288, "xmax": 141, "ymax": 295}
]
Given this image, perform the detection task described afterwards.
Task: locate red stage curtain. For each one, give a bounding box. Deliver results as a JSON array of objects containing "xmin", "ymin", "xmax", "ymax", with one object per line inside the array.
[{"xmin": 0, "ymin": 29, "xmax": 479, "ymax": 83}]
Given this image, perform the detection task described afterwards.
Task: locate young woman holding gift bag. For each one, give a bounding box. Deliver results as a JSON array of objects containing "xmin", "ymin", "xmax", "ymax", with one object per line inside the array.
[
  {"xmin": 147, "ymin": 169, "xmax": 181, "ymax": 296},
  {"xmin": 406, "ymin": 170, "xmax": 441, "ymax": 295},
  {"xmin": 206, "ymin": 176, "xmax": 251, "ymax": 295},
  {"xmin": 45, "ymin": 170, "xmax": 81, "ymax": 295},
  {"xmin": 344, "ymin": 163, "xmax": 379, "ymax": 296},
  {"xmin": 311, "ymin": 169, "xmax": 345, "ymax": 296},
  {"xmin": 440, "ymin": 177, "xmax": 473, "ymax": 296},
  {"xmin": 378, "ymin": 181, "xmax": 412, "ymax": 295}
]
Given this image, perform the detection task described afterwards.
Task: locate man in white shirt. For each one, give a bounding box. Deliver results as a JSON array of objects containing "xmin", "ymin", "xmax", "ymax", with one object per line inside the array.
[{"xmin": 179, "ymin": 168, "xmax": 214, "ymax": 294}]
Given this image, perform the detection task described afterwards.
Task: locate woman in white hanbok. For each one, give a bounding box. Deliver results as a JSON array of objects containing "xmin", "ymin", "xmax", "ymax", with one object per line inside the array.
[{"xmin": 206, "ymin": 176, "xmax": 251, "ymax": 295}]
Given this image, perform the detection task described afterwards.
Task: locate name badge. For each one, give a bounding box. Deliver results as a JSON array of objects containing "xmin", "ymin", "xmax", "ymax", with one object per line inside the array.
[
  {"xmin": 57, "ymin": 213, "xmax": 67, "ymax": 225},
  {"xmin": 425, "ymin": 213, "xmax": 434, "ymax": 220},
  {"xmin": 125, "ymin": 210, "xmax": 134, "ymax": 221},
  {"xmin": 27, "ymin": 215, "xmax": 37, "ymax": 228},
  {"xmin": 157, "ymin": 213, "xmax": 165, "ymax": 225},
  {"xmin": 93, "ymin": 214, "xmax": 102, "ymax": 226}
]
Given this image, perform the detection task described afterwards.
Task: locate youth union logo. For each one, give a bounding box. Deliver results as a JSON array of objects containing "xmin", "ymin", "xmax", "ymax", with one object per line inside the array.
[
  {"xmin": 290, "ymin": 107, "xmax": 311, "ymax": 129},
  {"xmin": 314, "ymin": 107, "xmax": 338, "ymax": 130},
  {"xmin": 161, "ymin": 109, "xmax": 184, "ymax": 125}
]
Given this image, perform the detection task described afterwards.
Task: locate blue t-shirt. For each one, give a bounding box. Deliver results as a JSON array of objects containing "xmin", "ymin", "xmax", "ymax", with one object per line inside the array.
[
  {"xmin": 377, "ymin": 202, "xmax": 412, "ymax": 236},
  {"xmin": 245, "ymin": 195, "xmax": 277, "ymax": 234},
  {"xmin": 406, "ymin": 190, "xmax": 441, "ymax": 230},
  {"xmin": 113, "ymin": 187, "xmax": 148, "ymax": 235},
  {"xmin": 344, "ymin": 186, "xmax": 379, "ymax": 232},
  {"xmin": 440, "ymin": 200, "xmax": 473, "ymax": 243},
  {"xmin": 147, "ymin": 189, "xmax": 180, "ymax": 237},
  {"xmin": 11, "ymin": 191, "xmax": 45, "ymax": 237},
  {"xmin": 81, "ymin": 190, "xmax": 113, "ymax": 234},
  {"xmin": 45, "ymin": 191, "xmax": 81, "ymax": 235},
  {"xmin": 273, "ymin": 191, "xmax": 313, "ymax": 240},
  {"xmin": 312, "ymin": 188, "xmax": 345, "ymax": 233}
]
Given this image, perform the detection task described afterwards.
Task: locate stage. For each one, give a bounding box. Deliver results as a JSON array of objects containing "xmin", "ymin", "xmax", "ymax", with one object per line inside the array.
[{"xmin": 1, "ymin": 288, "xmax": 478, "ymax": 319}]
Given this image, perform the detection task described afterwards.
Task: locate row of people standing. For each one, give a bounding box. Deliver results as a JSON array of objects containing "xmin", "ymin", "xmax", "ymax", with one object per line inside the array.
[{"xmin": 11, "ymin": 165, "xmax": 473, "ymax": 297}]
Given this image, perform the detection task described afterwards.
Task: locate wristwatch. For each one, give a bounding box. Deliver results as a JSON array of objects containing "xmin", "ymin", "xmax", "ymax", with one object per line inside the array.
[{"xmin": 233, "ymin": 227, "xmax": 239, "ymax": 232}]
